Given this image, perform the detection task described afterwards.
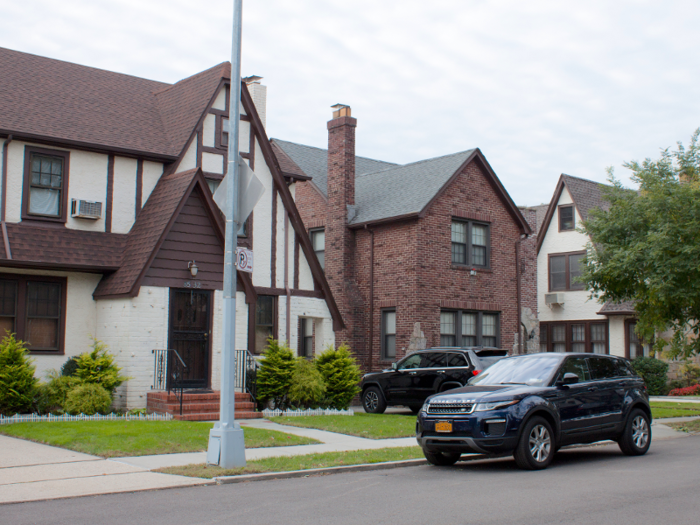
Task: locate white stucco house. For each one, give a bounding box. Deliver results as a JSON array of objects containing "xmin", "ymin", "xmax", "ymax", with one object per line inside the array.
[
  {"xmin": 0, "ymin": 47, "xmax": 342, "ymax": 416},
  {"xmin": 537, "ymin": 174, "xmax": 648, "ymax": 359}
]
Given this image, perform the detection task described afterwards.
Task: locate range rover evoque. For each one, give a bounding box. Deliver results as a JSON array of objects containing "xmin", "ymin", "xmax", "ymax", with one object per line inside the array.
[
  {"xmin": 360, "ymin": 347, "xmax": 508, "ymax": 414},
  {"xmin": 416, "ymin": 352, "xmax": 652, "ymax": 470}
]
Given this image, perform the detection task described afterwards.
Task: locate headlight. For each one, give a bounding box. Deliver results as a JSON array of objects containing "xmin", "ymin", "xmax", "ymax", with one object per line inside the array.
[
  {"xmin": 420, "ymin": 401, "xmax": 430, "ymax": 414},
  {"xmin": 474, "ymin": 400, "xmax": 519, "ymax": 412}
]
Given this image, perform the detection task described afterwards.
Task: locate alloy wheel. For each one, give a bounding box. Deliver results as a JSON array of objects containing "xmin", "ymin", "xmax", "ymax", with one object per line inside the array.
[
  {"xmin": 528, "ymin": 424, "xmax": 552, "ymax": 463},
  {"xmin": 632, "ymin": 415, "xmax": 649, "ymax": 449},
  {"xmin": 364, "ymin": 390, "xmax": 379, "ymax": 411}
]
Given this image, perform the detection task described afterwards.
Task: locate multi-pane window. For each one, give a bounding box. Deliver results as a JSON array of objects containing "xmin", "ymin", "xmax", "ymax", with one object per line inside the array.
[
  {"xmin": 440, "ymin": 310, "xmax": 500, "ymax": 348},
  {"xmin": 451, "ymin": 220, "xmax": 490, "ymax": 268},
  {"xmin": 540, "ymin": 321, "xmax": 608, "ymax": 354},
  {"xmin": 626, "ymin": 321, "xmax": 650, "ymax": 359},
  {"xmin": 299, "ymin": 317, "xmax": 313, "ymax": 358},
  {"xmin": 311, "ymin": 229, "xmax": 325, "ymax": 269},
  {"xmin": 381, "ymin": 310, "xmax": 396, "ymax": 359},
  {"xmin": 26, "ymin": 152, "xmax": 66, "ymax": 219},
  {"xmin": 0, "ymin": 276, "xmax": 64, "ymax": 353},
  {"xmin": 254, "ymin": 296, "xmax": 275, "ymax": 354},
  {"xmin": 559, "ymin": 205, "xmax": 575, "ymax": 231},
  {"xmin": 549, "ymin": 252, "xmax": 586, "ymax": 291}
]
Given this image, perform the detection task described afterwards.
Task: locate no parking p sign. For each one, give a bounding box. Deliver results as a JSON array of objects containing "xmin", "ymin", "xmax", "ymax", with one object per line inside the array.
[{"xmin": 235, "ymin": 248, "xmax": 253, "ymax": 273}]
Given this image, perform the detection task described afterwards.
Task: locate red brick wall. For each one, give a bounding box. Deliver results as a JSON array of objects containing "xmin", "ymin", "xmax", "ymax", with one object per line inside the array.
[{"xmin": 295, "ymin": 180, "xmax": 327, "ymax": 230}]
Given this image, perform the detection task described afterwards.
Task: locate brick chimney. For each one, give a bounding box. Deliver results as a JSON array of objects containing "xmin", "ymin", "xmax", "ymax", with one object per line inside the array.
[{"xmin": 326, "ymin": 104, "xmax": 357, "ymax": 290}]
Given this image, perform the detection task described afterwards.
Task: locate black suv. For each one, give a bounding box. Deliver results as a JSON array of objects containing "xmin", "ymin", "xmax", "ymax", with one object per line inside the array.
[
  {"xmin": 417, "ymin": 353, "xmax": 652, "ymax": 470},
  {"xmin": 360, "ymin": 347, "xmax": 508, "ymax": 414}
]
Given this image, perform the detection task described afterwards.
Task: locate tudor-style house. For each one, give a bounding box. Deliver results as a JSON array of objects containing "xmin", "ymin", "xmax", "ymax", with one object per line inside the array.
[
  {"xmin": 537, "ymin": 174, "xmax": 649, "ymax": 358},
  {"xmin": 272, "ymin": 105, "xmax": 537, "ymax": 371},
  {"xmin": 0, "ymin": 47, "xmax": 341, "ymax": 413}
]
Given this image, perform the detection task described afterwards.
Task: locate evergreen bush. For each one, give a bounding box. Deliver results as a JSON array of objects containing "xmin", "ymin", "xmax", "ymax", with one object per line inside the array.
[
  {"xmin": 73, "ymin": 339, "xmax": 128, "ymax": 395},
  {"xmin": 60, "ymin": 357, "xmax": 79, "ymax": 377},
  {"xmin": 631, "ymin": 356, "xmax": 669, "ymax": 395},
  {"xmin": 35, "ymin": 371, "xmax": 83, "ymax": 414},
  {"xmin": 256, "ymin": 338, "xmax": 295, "ymax": 409},
  {"xmin": 0, "ymin": 333, "xmax": 38, "ymax": 415},
  {"xmin": 315, "ymin": 343, "xmax": 361, "ymax": 410},
  {"xmin": 288, "ymin": 357, "xmax": 326, "ymax": 408},
  {"xmin": 64, "ymin": 383, "xmax": 112, "ymax": 415}
]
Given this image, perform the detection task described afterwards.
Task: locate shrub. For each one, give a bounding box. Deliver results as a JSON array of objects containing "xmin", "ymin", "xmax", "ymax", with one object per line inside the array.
[
  {"xmin": 668, "ymin": 384, "xmax": 700, "ymax": 396},
  {"xmin": 256, "ymin": 338, "xmax": 296, "ymax": 409},
  {"xmin": 34, "ymin": 371, "xmax": 83, "ymax": 414},
  {"xmin": 678, "ymin": 361, "xmax": 700, "ymax": 388},
  {"xmin": 315, "ymin": 344, "xmax": 361, "ymax": 410},
  {"xmin": 0, "ymin": 333, "xmax": 38, "ymax": 415},
  {"xmin": 73, "ymin": 339, "xmax": 128, "ymax": 395},
  {"xmin": 61, "ymin": 357, "xmax": 79, "ymax": 377},
  {"xmin": 288, "ymin": 358, "xmax": 326, "ymax": 408},
  {"xmin": 631, "ymin": 356, "xmax": 669, "ymax": 395},
  {"xmin": 64, "ymin": 383, "xmax": 112, "ymax": 415}
]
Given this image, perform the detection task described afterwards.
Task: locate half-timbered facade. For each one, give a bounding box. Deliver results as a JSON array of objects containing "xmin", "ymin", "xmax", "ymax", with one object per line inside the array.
[{"xmin": 0, "ymin": 47, "xmax": 340, "ymax": 409}]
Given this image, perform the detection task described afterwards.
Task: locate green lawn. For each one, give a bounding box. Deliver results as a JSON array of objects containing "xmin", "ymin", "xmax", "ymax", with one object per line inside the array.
[
  {"xmin": 158, "ymin": 446, "xmax": 424, "ymax": 478},
  {"xmin": 0, "ymin": 421, "xmax": 319, "ymax": 458},
  {"xmin": 650, "ymin": 401, "xmax": 700, "ymax": 419},
  {"xmin": 269, "ymin": 413, "xmax": 416, "ymax": 439}
]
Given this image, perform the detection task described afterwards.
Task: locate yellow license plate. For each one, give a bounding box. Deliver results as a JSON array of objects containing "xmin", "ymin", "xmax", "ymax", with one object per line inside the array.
[{"xmin": 435, "ymin": 421, "xmax": 453, "ymax": 433}]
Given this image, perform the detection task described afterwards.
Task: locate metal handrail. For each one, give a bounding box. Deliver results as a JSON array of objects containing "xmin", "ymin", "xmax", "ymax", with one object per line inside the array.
[{"xmin": 151, "ymin": 349, "xmax": 188, "ymax": 416}]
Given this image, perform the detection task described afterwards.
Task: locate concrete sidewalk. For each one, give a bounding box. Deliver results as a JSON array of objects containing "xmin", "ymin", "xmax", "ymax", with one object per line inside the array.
[{"xmin": 650, "ymin": 396, "xmax": 700, "ymax": 403}]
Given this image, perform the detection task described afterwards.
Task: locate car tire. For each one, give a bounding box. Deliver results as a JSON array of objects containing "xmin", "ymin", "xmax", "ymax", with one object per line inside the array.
[
  {"xmin": 513, "ymin": 416, "xmax": 555, "ymax": 470},
  {"xmin": 362, "ymin": 386, "xmax": 386, "ymax": 414},
  {"xmin": 423, "ymin": 450, "xmax": 461, "ymax": 466},
  {"xmin": 618, "ymin": 409, "xmax": 651, "ymax": 456}
]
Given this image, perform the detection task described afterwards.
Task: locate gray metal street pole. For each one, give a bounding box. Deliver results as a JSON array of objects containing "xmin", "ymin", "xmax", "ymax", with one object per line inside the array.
[{"xmin": 206, "ymin": 0, "xmax": 246, "ymax": 469}]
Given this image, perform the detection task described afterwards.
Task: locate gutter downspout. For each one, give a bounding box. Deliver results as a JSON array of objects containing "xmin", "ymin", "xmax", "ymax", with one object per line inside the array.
[
  {"xmin": 515, "ymin": 237, "xmax": 523, "ymax": 354},
  {"xmin": 1, "ymin": 135, "xmax": 13, "ymax": 260},
  {"xmin": 285, "ymin": 209, "xmax": 291, "ymax": 343},
  {"xmin": 366, "ymin": 225, "xmax": 374, "ymax": 371}
]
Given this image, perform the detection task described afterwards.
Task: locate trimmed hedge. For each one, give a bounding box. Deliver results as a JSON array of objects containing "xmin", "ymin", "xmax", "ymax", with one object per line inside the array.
[{"xmin": 630, "ymin": 356, "xmax": 669, "ymax": 395}]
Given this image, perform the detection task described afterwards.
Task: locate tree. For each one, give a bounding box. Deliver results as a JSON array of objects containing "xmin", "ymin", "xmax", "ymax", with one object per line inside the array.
[
  {"xmin": 581, "ymin": 129, "xmax": 700, "ymax": 359},
  {"xmin": 315, "ymin": 344, "xmax": 361, "ymax": 409},
  {"xmin": 255, "ymin": 337, "xmax": 295, "ymax": 409}
]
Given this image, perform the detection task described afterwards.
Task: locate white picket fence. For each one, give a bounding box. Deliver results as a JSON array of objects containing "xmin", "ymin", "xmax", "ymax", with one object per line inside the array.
[
  {"xmin": 262, "ymin": 408, "xmax": 354, "ymax": 417},
  {"xmin": 0, "ymin": 412, "xmax": 173, "ymax": 425}
]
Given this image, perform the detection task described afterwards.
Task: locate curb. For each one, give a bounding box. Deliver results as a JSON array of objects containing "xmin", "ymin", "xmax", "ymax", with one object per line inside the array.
[{"xmin": 214, "ymin": 453, "xmax": 488, "ymax": 485}]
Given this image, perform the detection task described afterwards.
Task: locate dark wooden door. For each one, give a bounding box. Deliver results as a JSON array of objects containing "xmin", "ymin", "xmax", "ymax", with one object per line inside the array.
[{"xmin": 169, "ymin": 289, "xmax": 211, "ymax": 389}]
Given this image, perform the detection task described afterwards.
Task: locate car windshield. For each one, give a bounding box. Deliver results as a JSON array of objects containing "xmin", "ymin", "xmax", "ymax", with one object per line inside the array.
[{"xmin": 470, "ymin": 355, "xmax": 562, "ymax": 387}]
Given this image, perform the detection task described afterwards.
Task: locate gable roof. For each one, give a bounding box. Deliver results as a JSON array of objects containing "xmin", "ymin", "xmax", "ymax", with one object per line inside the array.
[
  {"xmin": 0, "ymin": 47, "xmax": 228, "ymax": 159},
  {"xmin": 93, "ymin": 167, "xmax": 254, "ymax": 300},
  {"xmin": 274, "ymin": 139, "xmax": 531, "ymax": 233},
  {"xmin": 271, "ymin": 139, "xmax": 397, "ymax": 195},
  {"xmin": 536, "ymin": 174, "xmax": 612, "ymax": 253}
]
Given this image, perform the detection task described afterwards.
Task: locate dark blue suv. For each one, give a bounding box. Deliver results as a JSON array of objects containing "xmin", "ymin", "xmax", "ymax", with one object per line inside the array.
[{"xmin": 416, "ymin": 353, "xmax": 652, "ymax": 470}]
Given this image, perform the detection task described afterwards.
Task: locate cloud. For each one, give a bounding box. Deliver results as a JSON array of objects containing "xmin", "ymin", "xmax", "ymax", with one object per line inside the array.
[{"xmin": 2, "ymin": 0, "xmax": 700, "ymax": 204}]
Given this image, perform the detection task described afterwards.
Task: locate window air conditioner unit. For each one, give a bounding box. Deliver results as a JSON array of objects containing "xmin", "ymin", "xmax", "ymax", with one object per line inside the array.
[
  {"xmin": 71, "ymin": 199, "xmax": 103, "ymax": 220},
  {"xmin": 544, "ymin": 293, "xmax": 565, "ymax": 306}
]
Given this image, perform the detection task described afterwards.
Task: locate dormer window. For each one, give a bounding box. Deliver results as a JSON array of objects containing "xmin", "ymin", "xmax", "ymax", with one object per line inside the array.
[
  {"xmin": 559, "ymin": 205, "xmax": 575, "ymax": 231},
  {"xmin": 22, "ymin": 147, "xmax": 70, "ymax": 223}
]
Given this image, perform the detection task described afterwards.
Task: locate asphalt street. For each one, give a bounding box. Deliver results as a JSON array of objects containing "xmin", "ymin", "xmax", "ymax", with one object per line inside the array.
[{"xmin": 2, "ymin": 435, "xmax": 698, "ymax": 525}]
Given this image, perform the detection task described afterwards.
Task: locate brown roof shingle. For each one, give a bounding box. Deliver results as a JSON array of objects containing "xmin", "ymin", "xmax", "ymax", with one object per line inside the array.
[
  {"xmin": 0, "ymin": 47, "xmax": 228, "ymax": 158},
  {"xmin": 561, "ymin": 174, "xmax": 611, "ymax": 223}
]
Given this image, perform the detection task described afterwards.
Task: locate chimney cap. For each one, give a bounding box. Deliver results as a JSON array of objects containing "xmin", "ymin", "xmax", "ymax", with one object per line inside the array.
[
  {"xmin": 331, "ymin": 104, "xmax": 352, "ymax": 119},
  {"xmin": 243, "ymin": 75, "xmax": 263, "ymax": 85}
]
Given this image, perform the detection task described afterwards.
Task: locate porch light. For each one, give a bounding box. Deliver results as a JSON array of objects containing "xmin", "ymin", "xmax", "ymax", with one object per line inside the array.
[{"xmin": 188, "ymin": 261, "xmax": 199, "ymax": 278}]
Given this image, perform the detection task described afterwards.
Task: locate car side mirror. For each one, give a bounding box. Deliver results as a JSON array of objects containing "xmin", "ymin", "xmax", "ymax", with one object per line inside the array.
[
  {"xmin": 557, "ymin": 372, "xmax": 579, "ymax": 386},
  {"xmin": 391, "ymin": 362, "xmax": 397, "ymax": 371}
]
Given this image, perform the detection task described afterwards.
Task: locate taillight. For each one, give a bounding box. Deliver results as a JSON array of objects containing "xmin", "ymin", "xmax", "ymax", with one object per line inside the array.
[{"xmin": 472, "ymin": 370, "xmax": 482, "ymax": 376}]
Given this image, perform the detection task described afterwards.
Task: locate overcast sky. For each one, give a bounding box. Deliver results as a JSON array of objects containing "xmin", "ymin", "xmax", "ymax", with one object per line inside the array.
[{"xmin": 2, "ymin": 0, "xmax": 699, "ymax": 206}]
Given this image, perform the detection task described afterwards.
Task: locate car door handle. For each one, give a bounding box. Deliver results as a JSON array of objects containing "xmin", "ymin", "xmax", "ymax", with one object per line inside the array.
[
  {"xmin": 437, "ymin": 370, "xmax": 446, "ymax": 373},
  {"xmin": 587, "ymin": 387, "xmax": 598, "ymax": 392},
  {"xmin": 408, "ymin": 372, "xmax": 417, "ymax": 375}
]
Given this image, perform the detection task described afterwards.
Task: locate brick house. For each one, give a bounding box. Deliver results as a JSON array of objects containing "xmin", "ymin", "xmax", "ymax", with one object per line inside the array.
[
  {"xmin": 537, "ymin": 174, "xmax": 648, "ymax": 358},
  {"xmin": 272, "ymin": 105, "xmax": 534, "ymax": 371},
  {"xmin": 0, "ymin": 47, "xmax": 341, "ymax": 413}
]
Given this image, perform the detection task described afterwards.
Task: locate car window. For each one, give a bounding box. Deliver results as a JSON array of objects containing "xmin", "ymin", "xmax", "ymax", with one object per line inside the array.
[
  {"xmin": 421, "ymin": 353, "xmax": 446, "ymax": 368},
  {"xmin": 447, "ymin": 353, "xmax": 468, "ymax": 367},
  {"xmin": 470, "ymin": 355, "xmax": 562, "ymax": 386},
  {"xmin": 614, "ymin": 359, "xmax": 635, "ymax": 378},
  {"xmin": 558, "ymin": 357, "xmax": 591, "ymax": 382},
  {"xmin": 477, "ymin": 356, "xmax": 505, "ymax": 370},
  {"xmin": 588, "ymin": 356, "xmax": 618, "ymax": 380},
  {"xmin": 399, "ymin": 354, "xmax": 422, "ymax": 369}
]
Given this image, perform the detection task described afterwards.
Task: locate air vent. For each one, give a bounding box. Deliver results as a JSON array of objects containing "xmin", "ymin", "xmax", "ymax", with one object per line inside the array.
[
  {"xmin": 544, "ymin": 293, "xmax": 565, "ymax": 306},
  {"xmin": 71, "ymin": 199, "xmax": 103, "ymax": 220}
]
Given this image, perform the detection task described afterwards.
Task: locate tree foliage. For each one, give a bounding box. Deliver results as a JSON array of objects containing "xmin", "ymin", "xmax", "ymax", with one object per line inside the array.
[
  {"xmin": 581, "ymin": 129, "xmax": 700, "ymax": 359},
  {"xmin": 315, "ymin": 344, "xmax": 361, "ymax": 410},
  {"xmin": 0, "ymin": 333, "xmax": 38, "ymax": 415}
]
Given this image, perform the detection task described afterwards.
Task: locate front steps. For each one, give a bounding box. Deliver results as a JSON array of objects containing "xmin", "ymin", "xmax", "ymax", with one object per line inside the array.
[{"xmin": 147, "ymin": 391, "xmax": 262, "ymax": 421}]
